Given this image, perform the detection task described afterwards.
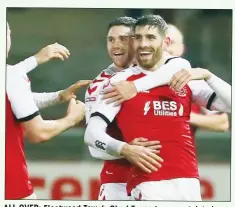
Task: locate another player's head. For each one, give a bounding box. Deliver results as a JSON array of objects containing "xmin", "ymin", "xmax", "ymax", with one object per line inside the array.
[
  {"xmin": 107, "ymin": 16, "xmax": 136, "ymax": 70},
  {"xmin": 7, "ymin": 22, "xmax": 11, "ymax": 58},
  {"xmin": 166, "ymin": 24, "xmax": 185, "ymax": 56},
  {"xmin": 133, "ymin": 14, "xmax": 170, "ymax": 70}
]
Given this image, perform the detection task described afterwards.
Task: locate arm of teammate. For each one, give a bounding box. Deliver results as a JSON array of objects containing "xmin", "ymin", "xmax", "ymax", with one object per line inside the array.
[
  {"xmin": 188, "ymin": 79, "xmax": 230, "ymax": 113},
  {"xmin": 33, "ymin": 91, "xmax": 61, "ymax": 109},
  {"xmin": 23, "ymin": 100, "xmax": 84, "ymax": 144},
  {"xmin": 33, "ymin": 80, "xmax": 91, "ymax": 109},
  {"xmin": 103, "ymin": 57, "xmax": 191, "ymax": 105},
  {"xmin": 7, "ymin": 67, "xmax": 85, "ymax": 144},
  {"xmin": 133, "ymin": 57, "xmax": 190, "ymax": 92},
  {"xmin": 169, "ymin": 68, "xmax": 231, "ymax": 110},
  {"xmin": 85, "ymin": 115, "xmax": 162, "ymax": 173},
  {"xmin": 11, "ymin": 43, "xmax": 70, "ymax": 74},
  {"xmin": 190, "ymin": 112, "xmax": 229, "ymax": 132},
  {"xmin": 206, "ymin": 73, "xmax": 231, "ymax": 109},
  {"xmin": 88, "ymin": 146, "xmax": 123, "ymax": 160},
  {"xmin": 10, "ymin": 56, "xmax": 38, "ymax": 73},
  {"xmin": 84, "ymin": 99, "xmax": 124, "ymax": 157},
  {"xmin": 85, "ymin": 76, "xmax": 163, "ymax": 173},
  {"xmin": 88, "ymin": 138, "xmax": 162, "ymax": 160}
]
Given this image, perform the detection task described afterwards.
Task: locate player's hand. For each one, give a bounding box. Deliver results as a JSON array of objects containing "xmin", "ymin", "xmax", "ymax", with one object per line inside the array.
[
  {"xmin": 34, "ymin": 42, "xmax": 70, "ymax": 65},
  {"xmin": 66, "ymin": 98, "xmax": 85, "ymax": 126},
  {"xmin": 59, "ymin": 80, "xmax": 92, "ymax": 102},
  {"xmin": 120, "ymin": 144, "xmax": 163, "ymax": 174},
  {"xmin": 103, "ymin": 81, "xmax": 137, "ymax": 106},
  {"xmin": 130, "ymin": 138, "xmax": 162, "ymax": 153},
  {"xmin": 169, "ymin": 68, "xmax": 212, "ymax": 90}
]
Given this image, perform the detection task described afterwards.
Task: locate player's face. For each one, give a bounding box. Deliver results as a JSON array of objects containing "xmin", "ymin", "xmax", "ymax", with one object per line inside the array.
[
  {"xmin": 166, "ymin": 28, "xmax": 184, "ymax": 56},
  {"xmin": 107, "ymin": 25, "xmax": 134, "ymax": 69},
  {"xmin": 134, "ymin": 25, "xmax": 167, "ymax": 70},
  {"xmin": 7, "ymin": 22, "xmax": 11, "ymax": 58}
]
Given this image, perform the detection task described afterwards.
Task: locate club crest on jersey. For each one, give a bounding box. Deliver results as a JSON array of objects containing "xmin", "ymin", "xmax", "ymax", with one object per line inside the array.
[{"xmin": 172, "ymin": 87, "xmax": 187, "ymax": 97}]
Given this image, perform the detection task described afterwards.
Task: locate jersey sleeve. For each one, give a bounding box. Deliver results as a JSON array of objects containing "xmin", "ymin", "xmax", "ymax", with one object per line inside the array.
[
  {"xmin": 90, "ymin": 72, "xmax": 129, "ymax": 124},
  {"xmin": 88, "ymin": 146, "xmax": 122, "ymax": 160},
  {"xmin": 10, "ymin": 56, "xmax": 38, "ymax": 73},
  {"xmin": 188, "ymin": 80, "xmax": 229, "ymax": 113},
  {"xmin": 133, "ymin": 57, "xmax": 191, "ymax": 92},
  {"xmin": 6, "ymin": 66, "xmax": 39, "ymax": 121},
  {"xmin": 206, "ymin": 74, "xmax": 231, "ymax": 110},
  {"xmin": 33, "ymin": 91, "xmax": 61, "ymax": 109}
]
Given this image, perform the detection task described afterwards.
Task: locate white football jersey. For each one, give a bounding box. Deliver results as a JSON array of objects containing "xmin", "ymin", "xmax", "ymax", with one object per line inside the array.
[
  {"xmin": 85, "ymin": 64, "xmax": 120, "ymax": 123},
  {"xmin": 7, "ymin": 61, "xmax": 39, "ymax": 121}
]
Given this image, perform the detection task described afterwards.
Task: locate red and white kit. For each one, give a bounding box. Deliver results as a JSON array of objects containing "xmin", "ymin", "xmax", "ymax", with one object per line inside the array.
[
  {"xmin": 85, "ymin": 64, "xmax": 131, "ymax": 200},
  {"xmin": 6, "ymin": 57, "xmax": 39, "ymax": 199},
  {"xmin": 85, "ymin": 57, "xmax": 229, "ymax": 201}
]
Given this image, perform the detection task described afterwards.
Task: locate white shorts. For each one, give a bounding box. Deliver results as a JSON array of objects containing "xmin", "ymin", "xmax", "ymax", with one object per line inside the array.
[
  {"xmin": 131, "ymin": 178, "xmax": 202, "ymax": 201},
  {"xmin": 21, "ymin": 192, "xmax": 37, "ymax": 199},
  {"xmin": 98, "ymin": 183, "xmax": 129, "ymax": 200}
]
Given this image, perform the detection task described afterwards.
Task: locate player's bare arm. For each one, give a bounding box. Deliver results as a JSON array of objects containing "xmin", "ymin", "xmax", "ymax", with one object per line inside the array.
[
  {"xmin": 130, "ymin": 138, "xmax": 162, "ymax": 152},
  {"xmin": 103, "ymin": 80, "xmax": 137, "ymax": 105},
  {"xmin": 24, "ymin": 99, "xmax": 85, "ymax": 143},
  {"xmin": 34, "ymin": 42, "xmax": 70, "ymax": 65},
  {"xmin": 120, "ymin": 143, "xmax": 163, "ymax": 174},
  {"xmin": 12, "ymin": 43, "xmax": 71, "ymax": 74},
  {"xmin": 190, "ymin": 112, "xmax": 229, "ymax": 132}
]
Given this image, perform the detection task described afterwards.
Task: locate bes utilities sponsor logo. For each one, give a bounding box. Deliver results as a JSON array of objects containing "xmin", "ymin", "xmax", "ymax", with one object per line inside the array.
[{"xmin": 143, "ymin": 100, "xmax": 184, "ymax": 116}]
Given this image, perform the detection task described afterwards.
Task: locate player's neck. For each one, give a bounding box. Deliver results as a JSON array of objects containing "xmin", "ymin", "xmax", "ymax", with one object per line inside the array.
[{"xmin": 114, "ymin": 63, "xmax": 132, "ymax": 71}]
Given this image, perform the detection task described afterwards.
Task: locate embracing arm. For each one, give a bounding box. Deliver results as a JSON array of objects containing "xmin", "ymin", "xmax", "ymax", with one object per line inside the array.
[
  {"xmin": 133, "ymin": 57, "xmax": 190, "ymax": 92},
  {"xmin": 190, "ymin": 111, "xmax": 229, "ymax": 132},
  {"xmin": 88, "ymin": 146, "xmax": 122, "ymax": 160},
  {"xmin": 189, "ymin": 80, "xmax": 230, "ymax": 113},
  {"xmin": 85, "ymin": 114, "xmax": 125, "ymax": 157},
  {"xmin": 205, "ymin": 74, "xmax": 231, "ymax": 109},
  {"xmin": 33, "ymin": 92, "xmax": 62, "ymax": 109}
]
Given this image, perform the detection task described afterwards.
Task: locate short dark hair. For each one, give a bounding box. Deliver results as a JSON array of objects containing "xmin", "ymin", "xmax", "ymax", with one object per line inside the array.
[
  {"xmin": 134, "ymin": 15, "xmax": 168, "ymax": 36},
  {"xmin": 108, "ymin": 16, "xmax": 137, "ymax": 30}
]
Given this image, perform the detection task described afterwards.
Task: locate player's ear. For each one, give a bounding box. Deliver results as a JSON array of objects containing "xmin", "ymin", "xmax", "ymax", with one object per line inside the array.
[
  {"xmin": 163, "ymin": 36, "xmax": 171, "ymax": 49},
  {"xmin": 180, "ymin": 44, "xmax": 185, "ymax": 56}
]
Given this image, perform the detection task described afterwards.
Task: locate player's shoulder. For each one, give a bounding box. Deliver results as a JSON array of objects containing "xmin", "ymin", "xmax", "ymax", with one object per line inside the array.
[
  {"xmin": 164, "ymin": 55, "xmax": 191, "ymax": 67},
  {"xmin": 7, "ymin": 64, "xmax": 30, "ymax": 86},
  {"xmin": 95, "ymin": 63, "xmax": 119, "ymax": 79},
  {"xmin": 7, "ymin": 64, "xmax": 23, "ymax": 80},
  {"xmin": 109, "ymin": 66, "xmax": 136, "ymax": 83}
]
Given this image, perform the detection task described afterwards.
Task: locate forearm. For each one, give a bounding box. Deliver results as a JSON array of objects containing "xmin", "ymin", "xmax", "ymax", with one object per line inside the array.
[
  {"xmin": 84, "ymin": 116, "xmax": 126, "ymax": 156},
  {"xmin": 210, "ymin": 96, "xmax": 231, "ymax": 113},
  {"xmin": 13, "ymin": 56, "xmax": 38, "ymax": 73},
  {"xmin": 190, "ymin": 112, "xmax": 229, "ymax": 132},
  {"xmin": 33, "ymin": 91, "xmax": 62, "ymax": 109},
  {"xmin": 133, "ymin": 58, "xmax": 189, "ymax": 92},
  {"xmin": 24, "ymin": 116, "xmax": 75, "ymax": 143},
  {"xmin": 88, "ymin": 146, "xmax": 122, "ymax": 160},
  {"xmin": 189, "ymin": 80, "xmax": 230, "ymax": 114},
  {"xmin": 206, "ymin": 74, "xmax": 231, "ymax": 110}
]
